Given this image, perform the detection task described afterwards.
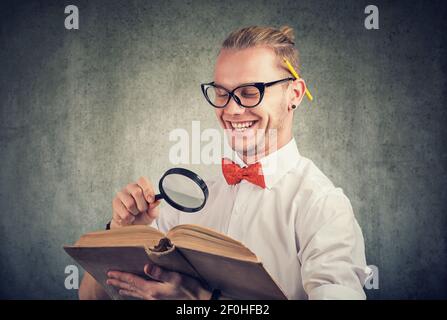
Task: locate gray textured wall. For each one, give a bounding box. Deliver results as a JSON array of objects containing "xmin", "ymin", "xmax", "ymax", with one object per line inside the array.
[{"xmin": 1, "ymin": 0, "xmax": 446, "ymax": 299}]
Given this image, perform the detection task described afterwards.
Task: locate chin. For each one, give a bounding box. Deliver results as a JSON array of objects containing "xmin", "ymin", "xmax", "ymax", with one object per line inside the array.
[{"xmin": 227, "ymin": 131, "xmax": 267, "ymax": 158}]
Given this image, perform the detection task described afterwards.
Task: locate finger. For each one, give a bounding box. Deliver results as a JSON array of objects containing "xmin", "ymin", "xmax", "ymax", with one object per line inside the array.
[
  {"xmin": 112, "ymin": 215, "xmax": 123, "ymax": 226},
  {"xmin": 108, "ymin": 271, "xmax": 160, "ymax": 299},
  {"xmin": 112, "ymin": 198, "xmax": 135, "ymax": 224},
  {"xmin": 116, "ymin": 191, "xmax": 139, "ymax": 215},
  {"xmin": 146, "ymin": 202, "xmax": 161, "ymax": 219},
  {"xmin": 144, "ymin": 264, "xmax": 153, "ymax": 276},
  {"xmin": 118, "ymin": 289, "xmax": 146, "ymax": 299},
  {"xmin": 113, "ymin": 198, "xmax": 134, "ymax": 223},
  {"xmin": 107, "ymin": 271, "xmax": 147, "ymax": 289},
  {"xmin": 137, "ymin": 177, "xmax": 156, "ymax": 203},
  {"xmin": 143, "ymin": 263, "xmax": 161, "ymax": 281},
  {"xmin": 144, "ymin": 264, "xmax": 176, "ymax": 283},
  {"xmin": 126, "ymin": 183, "xmax": 148, "ymax": 213},
  {"xmin": 149, "ymin": 200, "xmax": 161, "ymax": 210},
  {"xmin": 111, "ymin": 269, "xmax": 169, "ymax": 300},
  {"xmin": 106, "ymin": 278, "xmax": 135, "ymax": 292}
]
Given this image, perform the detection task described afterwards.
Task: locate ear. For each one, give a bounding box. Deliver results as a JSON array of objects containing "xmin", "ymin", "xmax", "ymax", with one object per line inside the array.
[{"xmin": 288, "ymin": 78, "xmax": 306, "ymax": 111}]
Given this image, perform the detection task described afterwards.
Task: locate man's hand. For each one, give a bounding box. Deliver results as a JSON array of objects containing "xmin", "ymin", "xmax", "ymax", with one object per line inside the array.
[
  {"xmin": 79, "ymin": 177, "xmax": 161, "ymax": 300},
  {"xmin": 106, "ymin": 264, "xmax": 212, "ymax": 300},
  {"xmin": 111, "ymin": 177, "xmax": 160, "ymax": 229}
]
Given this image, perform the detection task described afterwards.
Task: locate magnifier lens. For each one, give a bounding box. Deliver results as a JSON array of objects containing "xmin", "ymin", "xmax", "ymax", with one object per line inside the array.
[{"xmin": 161, "ymin": 173, "xmax": 205, "ymax": 209}]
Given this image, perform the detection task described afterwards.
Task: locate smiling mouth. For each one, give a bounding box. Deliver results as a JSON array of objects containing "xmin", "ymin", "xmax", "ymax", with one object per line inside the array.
[{"xmin": 226, "ymin": 120, "xmax": 259, "ymax": 132}]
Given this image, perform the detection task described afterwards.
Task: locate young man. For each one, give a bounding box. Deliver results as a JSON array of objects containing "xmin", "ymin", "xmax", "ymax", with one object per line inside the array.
[{"xmin": 79, "ymin": 26, "xmax": 370, "ymax": 300}]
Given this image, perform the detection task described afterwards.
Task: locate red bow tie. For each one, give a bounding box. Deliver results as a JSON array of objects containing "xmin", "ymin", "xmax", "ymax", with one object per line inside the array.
[{"xmin": 222, "ymin": 158, "xmax": 266, "ymax": 189}]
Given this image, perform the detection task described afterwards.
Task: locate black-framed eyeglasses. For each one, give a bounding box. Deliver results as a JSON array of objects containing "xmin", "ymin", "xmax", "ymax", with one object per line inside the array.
[{"xmin": 200, "ymin": 77, "xmax": 295, "ymax": 108}]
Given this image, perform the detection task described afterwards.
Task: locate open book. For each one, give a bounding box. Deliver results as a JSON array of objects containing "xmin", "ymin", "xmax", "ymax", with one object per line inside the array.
[{"xmin": 64, "ymin": 224, "xmax": 287, "ymax": 300}]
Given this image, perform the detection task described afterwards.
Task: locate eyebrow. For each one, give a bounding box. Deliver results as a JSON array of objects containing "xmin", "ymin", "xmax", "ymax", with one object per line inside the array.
[{"xmin": 212, "ymin": 81, "xmax": 260, "ymax": 90}]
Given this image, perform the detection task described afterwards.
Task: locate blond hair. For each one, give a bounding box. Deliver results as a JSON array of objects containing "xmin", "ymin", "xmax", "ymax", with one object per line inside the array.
[{"xmin": 221, "ymin": 25, "xmax": 300, "ymax": 74}]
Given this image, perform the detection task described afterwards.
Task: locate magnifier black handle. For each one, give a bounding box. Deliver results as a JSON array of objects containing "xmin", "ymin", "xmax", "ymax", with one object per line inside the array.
[{"xmin": 154, "ymin": 194, "xmax": 163, "ymax": 202}]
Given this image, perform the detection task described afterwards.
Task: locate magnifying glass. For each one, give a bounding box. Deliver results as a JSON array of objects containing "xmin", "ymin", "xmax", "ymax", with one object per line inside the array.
[{"xmin": 153, "ymin": 168, "xmax": 209, "ymax": 213}]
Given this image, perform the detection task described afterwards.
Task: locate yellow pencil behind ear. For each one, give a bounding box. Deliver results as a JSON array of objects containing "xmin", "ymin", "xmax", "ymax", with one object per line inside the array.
[{"xmin": 283, "ymin": 58, "xmax": 313, "ymax": 101}]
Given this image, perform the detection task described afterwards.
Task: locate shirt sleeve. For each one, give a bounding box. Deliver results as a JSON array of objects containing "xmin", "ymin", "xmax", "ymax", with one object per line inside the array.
[{"xmin": 296, "ymin": 188, "xmax": 371, "ymax": 300}]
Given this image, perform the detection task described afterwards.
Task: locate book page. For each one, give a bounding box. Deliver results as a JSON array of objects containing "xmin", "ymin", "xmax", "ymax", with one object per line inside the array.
[
  {"xmin": 73, "ymin": 225, "xmax": 165, "ymax": 248},
  {"xmin": 167, "ymin": 224, "xmax": 258, "ymax": 262}
]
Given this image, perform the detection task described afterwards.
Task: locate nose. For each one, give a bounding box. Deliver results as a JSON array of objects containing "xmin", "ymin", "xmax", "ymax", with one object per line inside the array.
[{"xmin": 223, "ymin": 96, "xmax": 245, "ymax": 116}]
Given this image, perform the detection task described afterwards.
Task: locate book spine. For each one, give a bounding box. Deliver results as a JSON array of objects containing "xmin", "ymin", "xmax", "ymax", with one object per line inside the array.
[{"xmin": 151, "ymin": 237, "xmax": 173, "ymax": 253}]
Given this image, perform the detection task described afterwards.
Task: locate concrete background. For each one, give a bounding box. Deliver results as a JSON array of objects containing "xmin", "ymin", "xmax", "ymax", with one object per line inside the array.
[{"xmin": 1, "ymin": 0, "xmax": 446, "ymax": 299}]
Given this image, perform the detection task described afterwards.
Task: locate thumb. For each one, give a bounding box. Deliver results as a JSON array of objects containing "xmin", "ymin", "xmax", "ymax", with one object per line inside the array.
[
  {"xmin": 149, "ymin": 200, "xmax": 161, "ymax": 210},
  {"xmin": 144, "ymin": 201, "xmax": 160, "ymax": 220},
  {"xmin": 145, "ymin": 194, "xmax": 155, "ymax": 203},
  {"xmin": 144, "ymin": 264, "xmax": 153, "ymax": 276},
  {"xmin": 144, "ymin": 264, "xmax": 163, "ymax": 282}
]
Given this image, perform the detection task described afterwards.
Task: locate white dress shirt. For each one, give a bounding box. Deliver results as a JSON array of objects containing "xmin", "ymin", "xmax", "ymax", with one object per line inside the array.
[{"xmin": 153, "ymin": 138, "xmax": 371, "ymax": 300}]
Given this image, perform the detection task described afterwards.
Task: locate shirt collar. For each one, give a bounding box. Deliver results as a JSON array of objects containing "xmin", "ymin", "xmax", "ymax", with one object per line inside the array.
[{"xmin": 224, "ymin": 138, "xmax": 301, "ymax": 189}]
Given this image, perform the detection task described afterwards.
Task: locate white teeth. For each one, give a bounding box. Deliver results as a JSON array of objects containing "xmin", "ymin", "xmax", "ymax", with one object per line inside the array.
[{"xmin": 230, "ymin": 121, "xmax": 255, "ymax": 130}]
